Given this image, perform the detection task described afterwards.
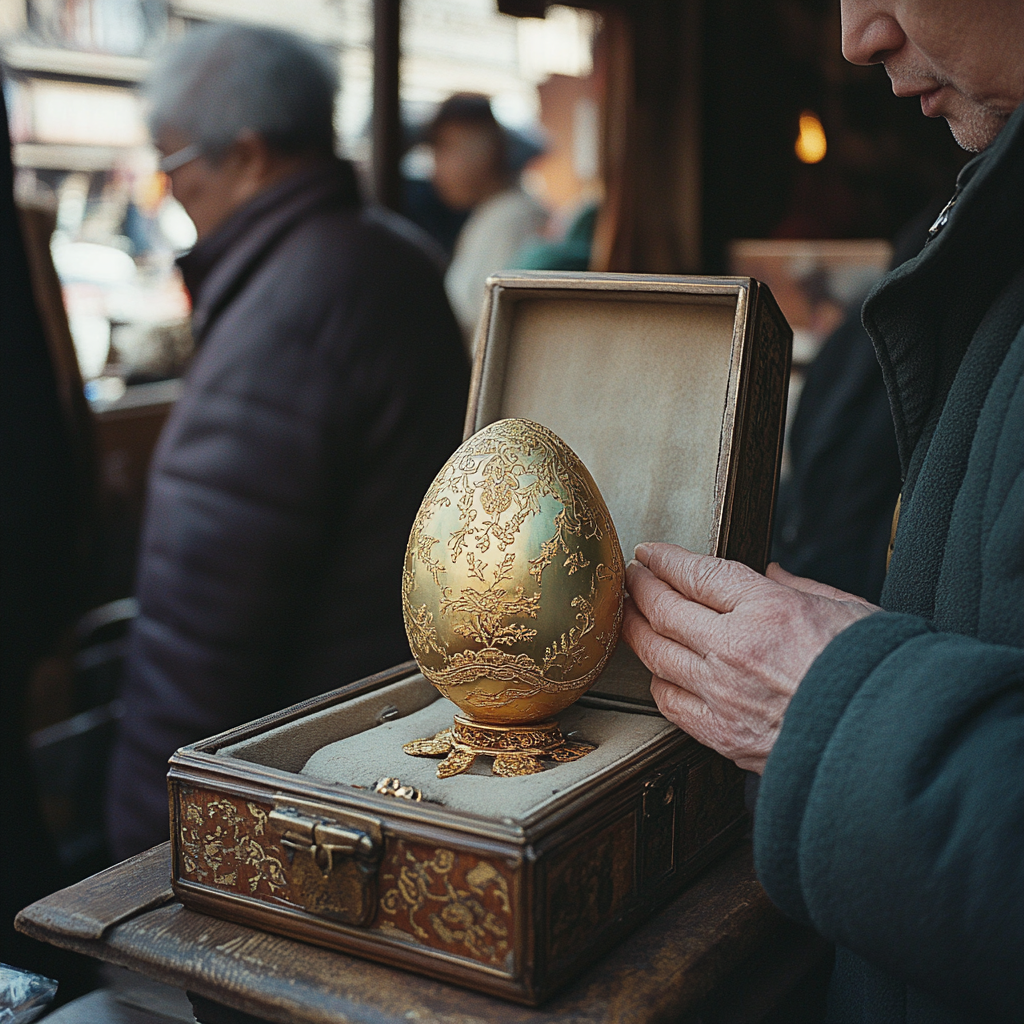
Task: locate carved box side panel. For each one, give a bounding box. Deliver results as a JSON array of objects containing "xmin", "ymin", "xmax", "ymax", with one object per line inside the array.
[
  {"xmin": 377, "ymin": 838, "xmax": 516, "ymax": 970},
  {"xmin": 173, "ymin": 785, "xmax": 519, "ymax": 972},
  {"xmin": 680, "ymin": 753, "xmax": 747, "ymax": 862},
  {"xmin": 176, "ymin": 787, "xmax": 291, "ymax": 899},
  {"xmin": 543, "ymin": 812, "xmax": 637, "ymax": 968}
]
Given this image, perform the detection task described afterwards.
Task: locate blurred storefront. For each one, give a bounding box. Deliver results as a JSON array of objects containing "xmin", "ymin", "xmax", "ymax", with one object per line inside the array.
[
  {"xmin": 3, "ymin": 0, "xmax": 190, "ymax": 395},
  {"xmin": 1, "ymin": 0, "xmax": 597, "ymax": 394},
  {"xmin": 1, "ymin": 0, "xmax": 598, "ymax": 601}
]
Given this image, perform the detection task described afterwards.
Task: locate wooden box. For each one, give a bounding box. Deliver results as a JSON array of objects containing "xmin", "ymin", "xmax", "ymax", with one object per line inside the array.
[{"xmin": 168, "ymin": 272, "xmax": 792, "ymax": 1005}]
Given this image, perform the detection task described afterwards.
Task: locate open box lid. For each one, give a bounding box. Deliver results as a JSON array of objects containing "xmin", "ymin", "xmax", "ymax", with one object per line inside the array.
[{"xmin": 466, "ymin": 271, "xmax": 792, "ymax": 709}]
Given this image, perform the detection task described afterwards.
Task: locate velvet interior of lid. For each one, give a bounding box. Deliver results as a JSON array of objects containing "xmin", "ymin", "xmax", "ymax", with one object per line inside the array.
[
  {"xmin": 476, "ymin": 290, "xmax": 738, "ymax": 559},
  {"xmin": 474, "ymin": 287, "xmax": 738, "ymax": 705}
]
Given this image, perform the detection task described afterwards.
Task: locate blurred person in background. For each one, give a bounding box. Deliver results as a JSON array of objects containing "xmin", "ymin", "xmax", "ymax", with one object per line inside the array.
[
  {"xmin": 400, "ymin": 134, "xmax": 469, "ymax": 261},
  {"xmin": 106, "ymin": 24, "xmax": 469, "ymax": 859},
  {"xmin": 429, "ymin": 94, "xmax": 547, "ymax": 349},
  {"xmin": 772, "ymin": 201, "xmax": 946, "ymax": 604}
]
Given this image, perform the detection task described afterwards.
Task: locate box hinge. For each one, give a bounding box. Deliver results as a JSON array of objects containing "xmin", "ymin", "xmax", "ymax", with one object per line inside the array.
[{"xmin": 640, "ymin": 766, "xmax": 683, "ymax": 886}]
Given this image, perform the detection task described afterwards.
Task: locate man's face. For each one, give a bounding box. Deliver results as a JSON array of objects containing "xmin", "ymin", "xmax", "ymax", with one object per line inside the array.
[
  {"xmin": 155, "ymin": 129, "xmax": 251, "ymax": 240},
  {"xmin": 841, "ymin": 0, "xmax": 1024, "ymax": 151}
]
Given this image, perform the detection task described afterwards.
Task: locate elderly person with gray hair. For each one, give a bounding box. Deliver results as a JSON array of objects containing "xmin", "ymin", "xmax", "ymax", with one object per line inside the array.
[{"xmin": 106, "ymin": 24, "xmax": 468, "ymax": 858}]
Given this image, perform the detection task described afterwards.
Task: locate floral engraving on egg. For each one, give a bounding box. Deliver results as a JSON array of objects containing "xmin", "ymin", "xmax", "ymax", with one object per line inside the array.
[{"xmin": 402, "ymin": 418, "xmax": 625, "ymax": 728}]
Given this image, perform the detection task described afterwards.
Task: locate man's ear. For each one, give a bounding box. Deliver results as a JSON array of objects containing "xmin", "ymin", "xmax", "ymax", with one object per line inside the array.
[{"xmin": 230, "ymin": 130, "xmax": 276, "ymax": 185}]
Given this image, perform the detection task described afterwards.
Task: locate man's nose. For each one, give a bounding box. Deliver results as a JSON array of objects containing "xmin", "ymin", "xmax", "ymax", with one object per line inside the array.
[{"xmin": 840, "ymin": 0, "xmax": 905, "ymax": 66}]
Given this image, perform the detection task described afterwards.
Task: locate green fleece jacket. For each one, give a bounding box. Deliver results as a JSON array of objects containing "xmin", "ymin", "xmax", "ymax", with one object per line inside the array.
[{"xmin": 753, "ymin": 100, "xmax": 1024, "ymax": 1024}]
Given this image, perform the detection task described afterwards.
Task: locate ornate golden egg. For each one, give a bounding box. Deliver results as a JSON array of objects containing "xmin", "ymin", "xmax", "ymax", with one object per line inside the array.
[{"xmin": 402, "ymin": 418, "xmax": 625, "ymax": 728}]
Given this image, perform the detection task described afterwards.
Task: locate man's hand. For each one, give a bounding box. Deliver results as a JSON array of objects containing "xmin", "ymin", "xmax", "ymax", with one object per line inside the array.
[{"xmin": 622, "ymin": 543, "xmax": 878, "ymax": 774}]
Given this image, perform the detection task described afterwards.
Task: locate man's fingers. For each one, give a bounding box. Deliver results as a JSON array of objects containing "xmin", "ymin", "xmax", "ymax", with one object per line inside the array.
[
  {"xmin": 625, "ymin": 559, "xmax": 719, "ymax": 655},
  {"xmin": 634, "ymin": 542, "xmax": 763, "ymax": 613},
  {"xmin": 622, "ymin": 598, "xmax": 706, "ymax": 688},
  {"xmin": 650, "ymin": 675, "xmax": 713, "ymax": 742},
  {"xmin": 652, "ymin": 677, "xmax": 769, "ymax": 773},
  {"xmin": 766, "ymin": 562, "xmax": 879, "ymax": 610}
]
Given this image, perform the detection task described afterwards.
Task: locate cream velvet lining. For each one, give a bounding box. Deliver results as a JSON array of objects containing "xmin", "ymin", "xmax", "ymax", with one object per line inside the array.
[
  {"xmin": 474, "ymin": 290, "xmax": 737, "ymax": 704},
  {"xmin": 476, "ymin": 292, "xmax": 737, "ymax": 560},
  {"xmin": 219, "ymin": 674, "xmax": 674, "ymax": 821},
  {"xmin": 218, "ymin": 675, "xmax": 440, "ymax": 775}
]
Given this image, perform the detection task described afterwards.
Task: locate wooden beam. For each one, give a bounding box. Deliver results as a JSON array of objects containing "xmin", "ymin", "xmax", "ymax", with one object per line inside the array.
[
  {"xmin": 496, "ymin": 0, "xmax": 548, "ymax": 15},
  {"xmin": 372, "ymin": 0, "xmax": 402, "ymax": 211},
  {"xmin": 590, "ymin": 0, "xmax": 703, "ymax": 274}
]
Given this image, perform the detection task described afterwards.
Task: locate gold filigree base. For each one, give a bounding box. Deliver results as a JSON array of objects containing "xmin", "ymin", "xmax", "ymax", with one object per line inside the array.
[{"xmin": 403, "ymin": 715, "xmax": 595, "ymax": 778}]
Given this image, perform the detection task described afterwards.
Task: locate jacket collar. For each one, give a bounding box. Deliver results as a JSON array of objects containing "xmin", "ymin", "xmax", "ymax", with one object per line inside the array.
[
  {"xmin": 862, "ymin": 99, "xmax": 1024, "ymax": 477},
  {"xmin": 178, "ymin": 158, "xmax": 360, "ymax": 342}
]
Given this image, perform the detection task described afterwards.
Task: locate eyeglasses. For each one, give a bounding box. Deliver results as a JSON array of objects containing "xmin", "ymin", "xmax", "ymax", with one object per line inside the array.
[{"xmin": 158, "ymin": 142, "xmax": 203, "ymax": 174}]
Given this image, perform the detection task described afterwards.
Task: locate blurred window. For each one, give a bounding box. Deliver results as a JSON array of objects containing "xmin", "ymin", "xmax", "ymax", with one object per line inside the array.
[{"xmin": 27, "ymin": 0, "xmax": 167, "ymax": 57}]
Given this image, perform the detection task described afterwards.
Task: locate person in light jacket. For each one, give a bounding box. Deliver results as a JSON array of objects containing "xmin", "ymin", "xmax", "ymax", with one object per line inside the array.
[{"xmin": 429, "ymin": 94, "xmax": 547, "ymax": 350}]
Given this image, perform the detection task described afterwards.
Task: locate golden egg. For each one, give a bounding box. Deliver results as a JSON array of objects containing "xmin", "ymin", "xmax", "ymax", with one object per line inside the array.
[{"xmin": 402, "ymin": 418, "xmax": 624, "ymax": 725}]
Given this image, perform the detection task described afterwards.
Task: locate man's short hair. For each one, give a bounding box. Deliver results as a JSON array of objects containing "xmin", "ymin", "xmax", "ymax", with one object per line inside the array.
[{"xmin": 147, "ymin": 23, "xmax": 337, "ymax": 159}]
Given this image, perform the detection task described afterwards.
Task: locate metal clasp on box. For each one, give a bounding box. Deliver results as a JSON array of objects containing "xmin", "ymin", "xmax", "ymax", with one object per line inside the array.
[
  {"xmin": 269, "ymin": 811, "xmax": 368, "ymax": 875},
  {"xmin": 641, "ymin": 767, "xmax": 683, "ymax": 886},
  {"xmin": 269, "ymin": 803, "xmax": 381, "ymax": 877},
  {"xmin": 268, "ymin": 798, "xmax": 384, "ymax": 926}
]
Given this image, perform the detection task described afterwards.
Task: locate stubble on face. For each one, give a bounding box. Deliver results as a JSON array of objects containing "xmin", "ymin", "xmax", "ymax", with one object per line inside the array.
[
  {"xmin": 943, "ymin": 102, "xmax": 1012, "ymax": 153},
  {"xmin": 882, "ymin": 55, "xmax": 1012, "ymax": 151},
  {"xmin": 887, "ymin": 64, "xmax": 1009, "ymax": 151},
  {"xmin": 875, "ymin": 0, "xmax": 1024, "ymax": 152}
]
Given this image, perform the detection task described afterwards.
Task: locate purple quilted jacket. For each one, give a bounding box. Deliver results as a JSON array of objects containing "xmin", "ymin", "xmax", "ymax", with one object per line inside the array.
[{"xmin": 106, "ymin": 160, "xmax": 468, "ymax": 858}]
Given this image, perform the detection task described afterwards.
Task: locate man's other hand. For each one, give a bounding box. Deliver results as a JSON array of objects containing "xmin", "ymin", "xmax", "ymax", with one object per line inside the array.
[{"xmin": 622, "ymin": 543, "xmax": 878, "ymax": 774}]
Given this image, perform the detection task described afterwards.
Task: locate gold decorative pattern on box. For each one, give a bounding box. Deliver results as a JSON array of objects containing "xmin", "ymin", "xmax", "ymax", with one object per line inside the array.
[
  {"xmin": 178, "ymin": 791, "xmax": 288, "ymax": 897},
  {"xmin": 177, "ymin": 789, "xmax": 380, "ymax": 926},
  {"xmin": 402, "ymin": 418, "xmax": 624, "ymax": 776},
  {"xmin": 378, "ymin": 840, "xmax": 514, "ymax": 968}
]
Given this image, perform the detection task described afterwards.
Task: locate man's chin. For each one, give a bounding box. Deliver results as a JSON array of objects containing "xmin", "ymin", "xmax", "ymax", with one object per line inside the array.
[
  {"xmin": 942, "ymin": 100, "xmax": 1010, "ymax": 152},
  {"xmin": 947, "ymin": 114, "xmax": 1007, "ymax": 152}
]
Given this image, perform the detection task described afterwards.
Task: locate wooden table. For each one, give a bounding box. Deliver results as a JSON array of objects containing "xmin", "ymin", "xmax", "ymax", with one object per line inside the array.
[{"xmin": 17, "ymin": 842, "xmax": 828, "ymax": 1024}]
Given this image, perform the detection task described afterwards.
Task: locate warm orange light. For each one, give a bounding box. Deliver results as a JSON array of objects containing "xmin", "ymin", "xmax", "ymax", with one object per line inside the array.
[{"xmin": 795, "ymin": 111, "xmax": 827, "ymax": 164}]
